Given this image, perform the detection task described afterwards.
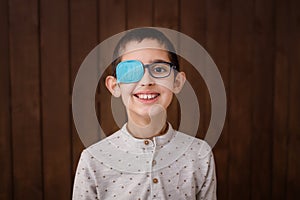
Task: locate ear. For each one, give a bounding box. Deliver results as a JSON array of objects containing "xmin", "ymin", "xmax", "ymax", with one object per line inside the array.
[
  {"xmin": 105, "ymin": 76, "xmax": 121, "ymax": 97},
  {"xmin": 173, "ymin": 72, "xmax": 186, "ymax": 94}
]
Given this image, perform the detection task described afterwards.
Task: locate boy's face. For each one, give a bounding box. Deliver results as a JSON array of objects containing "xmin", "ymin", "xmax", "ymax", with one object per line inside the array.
[{"xmin": 106, "ymin": 39, "xmax": 185, "ymax": 125}]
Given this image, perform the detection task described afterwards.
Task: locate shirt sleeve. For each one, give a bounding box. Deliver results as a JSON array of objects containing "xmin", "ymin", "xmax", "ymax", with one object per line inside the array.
[
  {"xmin": 196, "ymin": 143, "xmax": 217, "ymax": 200},
  {"xmin": 72, "ymin": 150, "xmax": 98, "ymax": 200}
]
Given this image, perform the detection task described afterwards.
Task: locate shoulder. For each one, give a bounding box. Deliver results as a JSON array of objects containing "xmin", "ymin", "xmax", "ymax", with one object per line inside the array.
[
  {"xmin": 86, "ymin": 129, "xmax": 122, "ymax": 151},
  {"xmin": 175, "ymin": 131, "xmax": 213, "ymax": 159},
  {"xmin": 79, "ymin": 129, "xmax": 122, "ymax": 164}
]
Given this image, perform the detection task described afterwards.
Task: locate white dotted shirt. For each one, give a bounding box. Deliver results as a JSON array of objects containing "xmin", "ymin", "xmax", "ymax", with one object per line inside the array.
[{"xmin": 73, "ymin": 123, "xmax": 217, "ymax": 200}]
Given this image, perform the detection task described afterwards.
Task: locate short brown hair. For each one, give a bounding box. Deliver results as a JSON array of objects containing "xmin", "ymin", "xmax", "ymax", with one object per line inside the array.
[{"xmin": 112, "ymin": 28, "xmax": 180, "ymax": 77}]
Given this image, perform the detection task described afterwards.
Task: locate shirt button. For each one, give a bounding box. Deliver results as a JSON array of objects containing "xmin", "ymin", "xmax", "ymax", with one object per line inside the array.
[
  {"xmin": 153, "ymin": 178, "xmax": 158, "ymax": 183},
  {"xmin": 144, "ymin": 140, "xmax": 149, "ymax": 145},
  {"xmin": 152, "ymin": 160, "xmax": 156, "ymax": 166}
]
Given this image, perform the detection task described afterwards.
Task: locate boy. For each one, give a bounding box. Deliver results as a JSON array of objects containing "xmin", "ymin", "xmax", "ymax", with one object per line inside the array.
[{"xmin": 73, "ymin": 28, "xmax": 216, "ymax": 200}]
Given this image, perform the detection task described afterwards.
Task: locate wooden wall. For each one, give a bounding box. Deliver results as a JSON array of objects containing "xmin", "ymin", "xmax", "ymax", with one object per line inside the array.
[{"xmin": 0, "ymin": 0, "xmax": 299, "ymax": 199}]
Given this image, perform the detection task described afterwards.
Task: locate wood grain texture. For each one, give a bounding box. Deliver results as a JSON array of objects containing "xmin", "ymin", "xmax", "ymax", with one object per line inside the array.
[
  {"xmin": 229, "ymin": 0, "xmax": 253, "ymax": 199},
  {"xmin": 205, "ymin": 0, "xmax": 230, "ymax": 199},
  {"xmin": 153, "ymin": 0, "xmax": 180, "ymax": 129},
  {"xmin": 154, "ymin": 0, "xmax": 179, "ymax": 30},
  {"xmin": 1, "ymin": 0, "xmax": 299, "ymax": 199},
  {"xmin": 0, "ymin": 0, "xmax": 12, "ymax": 199},
  {"xmin": 40, "ymin": 0, "xmax": 71, "ymax": 199},
  {"xmin": 98, "ymin": 0, "xmax": 126, "ymax": 137},
  {"xmin": 272, "ymin": 0, "xmax": 290, "ymax": 199},
  {"xmin": 127, "ymin": 0, "xmax": 153, "ymax": 28},
  {"xmin": 251, "ymin": 0, "xmax": 274, "ymax": 198},
  {"xmin": 179, "ymin": 0, "xmax": 207, "ymax": 138},
  {"xmin": 286, "ymin": 0, "xmax": 300, "ymax": 198},
  {"xmin": 9, "ymin": 0, "xmax": 42, "ymax": 199},
  {"xmin": 70, "ymin": 0, "xmax": 98, "ymax": 176},
  {"xmin": 99, "ymin": 0, "xmax": 126, "ymax": 41}
]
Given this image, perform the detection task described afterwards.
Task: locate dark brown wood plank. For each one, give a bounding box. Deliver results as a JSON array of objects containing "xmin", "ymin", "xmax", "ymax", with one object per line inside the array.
[
  {"xmin": 286, "ymin": 0, "xmax": 300, "ymax": 198},
  {"xmin": 179, "ymin": 0, "xmax": 207, "ymax": 137},
  {"xmin": 98, "ymin": 0, "xmax": 126, "ymax": 136},
  {"xmin": 272, "ymin": 0, "xmax": 290, "ymax": 199},
  {"xmin": 272, "ymin": 0, "xmax": 291, "ymax": 198},
  {"xmin": 70, "ymin": 0, "xmax": 98, "ymax": 175},
  {"xmin": 127, "ymin": 0, "xmax": 152, "ymax": 29},
  {"xmin": 153, "ymin": 0, "xmax": 180, "ymax": 128},
  {"xmin": 229, "ymin": 0, "xmax": 254, "ymax": 199},
  {"xmin": 0, "ymin": 0, "xmax": 12, "ymax": 199},
  {"xmin": 205, "ymin": 0, "xmax": 230, "ymax": 199},
  {"xmin": 180, "ymin": 0, "xmax": 206, "ymax": 43},
  {"xmin": 251, "ymin": 0, "xmax": 274, "ymax": 199},
  {"xmin": 153, "ymin": 0, "xmax": 179, "ymax": 30},
  {"xmin": 40, "ymin": 0, "xmax": 71, "ymax": 199},
  {"xmin": 9, "ymin": 0, "xmax": 43, "ymax": 199},
  {"xmin": 99, "ymin": 0, "xmax": 126, "ymax": 41}
]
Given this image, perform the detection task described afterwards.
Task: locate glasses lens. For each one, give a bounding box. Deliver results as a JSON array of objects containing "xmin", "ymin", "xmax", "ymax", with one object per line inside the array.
[
  {"xmin": 116, "ymin": 60, "xmax": 144, "ymax": 83},
  {"xmin": 149, "ymin": 63, "xmax": 171, "ymax": 78}
]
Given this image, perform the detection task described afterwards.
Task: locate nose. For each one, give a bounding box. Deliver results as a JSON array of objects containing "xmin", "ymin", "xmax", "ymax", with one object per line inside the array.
[{"xmin": 139, "ymin": 68, "xmax": 155, "ymax": 86}]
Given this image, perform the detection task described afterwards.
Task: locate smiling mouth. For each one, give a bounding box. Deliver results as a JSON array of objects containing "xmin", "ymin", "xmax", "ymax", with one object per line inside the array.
[{"xmin": 134, "ymin": 93, "xmax": 160, "ymax": 100}]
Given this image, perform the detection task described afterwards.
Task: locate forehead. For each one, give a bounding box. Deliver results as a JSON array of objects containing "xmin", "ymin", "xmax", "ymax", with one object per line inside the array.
[
  {"xmin": 122, "ymin": 39, "xmax": 166, "ymax": 52},
  {"xmin": 121, "ymin": 39, "xmax": 170, "ymax": 62}
]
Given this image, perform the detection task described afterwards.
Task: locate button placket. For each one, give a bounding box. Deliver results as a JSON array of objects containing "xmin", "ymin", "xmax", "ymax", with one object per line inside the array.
[
  {"xmin": 149, "ymin": 137, "xmax": 160, "ymax": 198},
  {"xmin": 152, "ymin": 160, "xmax": 157, "ymax": 166},
  {"xmin": 150, "ymin": 171, "xmax": 160, "ymax": 199},
  {"xmin": 144, "ymin": 140, "xmax": 149, "ymax": 145}
]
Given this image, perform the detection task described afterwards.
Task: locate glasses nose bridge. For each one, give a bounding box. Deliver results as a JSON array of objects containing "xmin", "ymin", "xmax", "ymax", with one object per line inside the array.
[
  {"xmin": 142, "ymin": 63, "xmax": 151, "ymax": 71},
  {"xmin": 139, "ymin": 64, "xmax": 155, "ymax": 85},
  {"xmin": 142, "ymin": 63, "xmax": 154, "ymax": 77}
]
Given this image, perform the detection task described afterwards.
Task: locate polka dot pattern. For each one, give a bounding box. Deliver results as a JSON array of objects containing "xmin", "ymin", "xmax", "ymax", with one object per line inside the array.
[{"xmin": 72, "ymin": 123, "xmax": 217, "ymax": 200}]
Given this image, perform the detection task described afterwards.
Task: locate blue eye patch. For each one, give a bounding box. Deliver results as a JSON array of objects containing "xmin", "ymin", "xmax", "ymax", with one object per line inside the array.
[
  {"xmin": 116, "ymin": 60, "xmax": 175, "ymax": 83},
  {"xmin": 116, "ymin": 60, "xmax": 144, "ymax": 83}
]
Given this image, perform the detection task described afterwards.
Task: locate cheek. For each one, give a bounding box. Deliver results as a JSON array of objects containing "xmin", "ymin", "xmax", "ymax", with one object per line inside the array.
[
  {"xmin": 155, "ymin": 74, "xmax": 175, "ymax": 92},
  {"xmin": 161, "ymin": 90, "xmax": 174, "ymax": 107},
  {"xmin": 119, "ymin": 84, "xmax": 136, "ymax": 106}
]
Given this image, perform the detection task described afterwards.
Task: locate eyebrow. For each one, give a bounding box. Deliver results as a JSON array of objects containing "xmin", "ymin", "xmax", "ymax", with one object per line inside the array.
[{"xmin": 149, "ymin": 59, "xmax": 170, "ymax": 63}]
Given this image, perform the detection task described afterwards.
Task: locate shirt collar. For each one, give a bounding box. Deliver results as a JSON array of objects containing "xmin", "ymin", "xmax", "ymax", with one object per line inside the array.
[
  {"xmin": 88, "ymin": 123, "xmax": 195, "ymax": 172},
  {"xmin": 120, "ymin": 122, "xmax": 175, "ymax": 151}
]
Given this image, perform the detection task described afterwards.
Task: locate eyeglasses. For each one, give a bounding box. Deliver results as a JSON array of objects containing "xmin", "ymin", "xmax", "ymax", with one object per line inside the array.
[{"xmin": 116, "ymin": 60, "xmax": 176, "ymax": 83}]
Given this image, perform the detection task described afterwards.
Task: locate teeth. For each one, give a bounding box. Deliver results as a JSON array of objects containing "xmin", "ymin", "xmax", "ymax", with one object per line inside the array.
[{"xmin": 136, "ymin": 94, "xmax": 158, "ymax": 100}]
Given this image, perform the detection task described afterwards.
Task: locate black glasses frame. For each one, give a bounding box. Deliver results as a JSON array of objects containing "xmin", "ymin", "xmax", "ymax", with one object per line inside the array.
[{"xmin": 142, "ymin": 61, "xmax": 177, "ymax": 79}]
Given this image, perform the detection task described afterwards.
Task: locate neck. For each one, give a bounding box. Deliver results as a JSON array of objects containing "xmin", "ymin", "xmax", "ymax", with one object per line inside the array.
[
  {"xmin": 127, "ymin": 121, "xmax": 168, "ymax": 139},
  {"xmin": 126, "ymin": 107, "xmax": 167, "ymax": 139}
]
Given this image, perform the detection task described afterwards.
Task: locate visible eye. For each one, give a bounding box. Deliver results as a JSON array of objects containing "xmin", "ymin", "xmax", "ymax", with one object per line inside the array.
[
  {"xmin": 151, "ymin": 64, "xmax": 169, "ymax": 74},
  {"xmin": 153, "ymin": 66, "xmax": 167, "ymax": 73}
]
